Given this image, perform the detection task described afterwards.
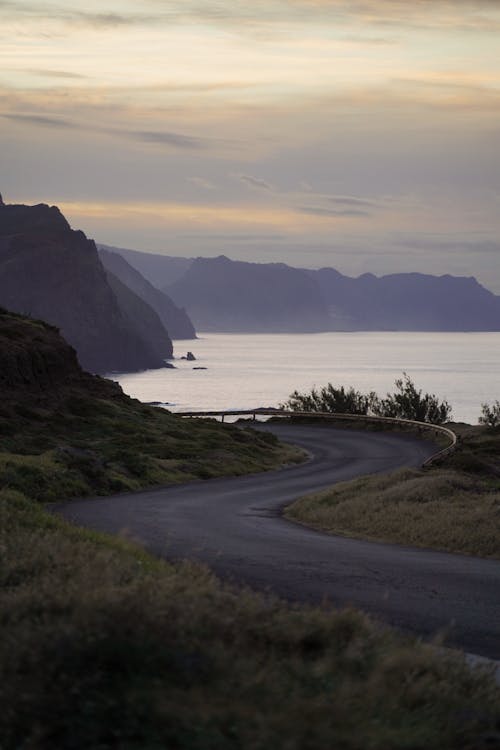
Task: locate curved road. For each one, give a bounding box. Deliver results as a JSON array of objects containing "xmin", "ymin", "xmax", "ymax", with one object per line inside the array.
[{"xmin": 54, "ymin": 424, "xmax": 500, "ymax": 659}]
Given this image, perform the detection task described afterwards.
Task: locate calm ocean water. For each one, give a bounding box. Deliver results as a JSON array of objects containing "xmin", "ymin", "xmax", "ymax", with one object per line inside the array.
[{"xmin": 113, "ymin": 332, "xmax": 500, "ymax": 425}]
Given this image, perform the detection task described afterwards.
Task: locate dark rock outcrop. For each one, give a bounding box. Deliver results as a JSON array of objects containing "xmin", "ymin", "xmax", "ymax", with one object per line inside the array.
[
  {"xmin": 0, "ymin": 200, "xmax": 171, "ymax": 373},
  {"xmin": 99, "ymin": 247, "xmax": 196, "ymax": 339},
  {"xmin": 166, "ymin": 255, "xmax": 331, "ymax": 333},
  {"xmin": 0, "ymin": 307, "xmax": 120, "ymax": 399}
]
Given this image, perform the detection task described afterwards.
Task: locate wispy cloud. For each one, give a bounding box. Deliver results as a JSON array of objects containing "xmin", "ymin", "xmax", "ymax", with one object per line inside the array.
[
  {"xmin": 8, "ymin": 68, "xmax": 88, "ymax": 79},
  {"xmin": 238, "ymin": 174, "xmax": 274, "ymax": 191},
  {"xmin": 2, "ymin": 112, "xmax": 77, "ymax": 128},
  {"xmin": 328, "ymin": 195, "xmax": 376, "ymax": 208},
  {"xmin": 4, "ymin": 1, "xmax": 499, "ymax": 34},
  {"xmin": 1, "ymin": 112, "xmax": 217, "ymax": 150},
  {"xmin": 188, "ymin": 177, "xmax": 216, "ymax": 190},
  {"xmin": 299, "ymin": 206, "xmax": 370, "ymax": 218},
  {"xmin": 394, "ymin": 237, "xmax": 500, "ymax": 254},
  {"xmin": 130, "ymin": 130, "xmax": 205, "ymax": 150}
]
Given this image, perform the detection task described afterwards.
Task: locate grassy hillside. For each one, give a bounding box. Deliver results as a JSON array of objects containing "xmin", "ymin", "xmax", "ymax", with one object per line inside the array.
[
  {"xmin": 286, "ymin": 424, "xmax": 500, "ymax": 558},
  {"xmin": 1, "ymin": 311, "xmax": 500, "ymax": 748},
  {"xmin": 0, "ymin": 309, "xmax": 303, "ymax": 502}
]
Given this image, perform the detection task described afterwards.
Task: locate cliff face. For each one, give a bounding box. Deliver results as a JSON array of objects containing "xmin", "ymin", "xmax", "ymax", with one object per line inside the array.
[
  {"xmin": 166, "ymin": 255, "xmax": 331, "ymax": 333},
  {"xmin": 105, "ymin": 271, "xmax": 173, "ymax": 360},
  {"xmin": 99, "ymin": 248, "xmax": 196, "ymax": 339},
  {"xmin": 0, "ymin": 201, "xmax": 171, "ymax": 373}
]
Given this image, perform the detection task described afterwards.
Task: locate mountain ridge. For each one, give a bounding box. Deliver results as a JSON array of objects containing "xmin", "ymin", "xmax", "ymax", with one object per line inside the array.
[{"xmin": 107, "ymin": 245, "xmax": 500, "ymax": 332}]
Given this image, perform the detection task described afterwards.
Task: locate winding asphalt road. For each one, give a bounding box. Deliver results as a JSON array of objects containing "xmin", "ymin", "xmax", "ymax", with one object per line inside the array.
[{"xmin": 54, "ymin": 423, "xmax": 500, "ymax": 659}]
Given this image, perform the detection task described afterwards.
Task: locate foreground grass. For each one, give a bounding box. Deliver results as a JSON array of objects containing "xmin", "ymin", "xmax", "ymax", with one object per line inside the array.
[
  {"xmin": 2, "ymin": 488, "xmax": 500, "ymax": 750},
  {"xmin": 286, "ymin": 424, "xmax": 500, "ymax": 558}
]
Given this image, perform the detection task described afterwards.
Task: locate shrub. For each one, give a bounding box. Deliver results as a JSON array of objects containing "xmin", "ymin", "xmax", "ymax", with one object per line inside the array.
[
  {"xmin": 376, "ymin": 373, "xmax": 452, "ymax": 425},
  {"xmin": 282, "ymin": 384, "xmax": 379, "ymax": 416},
  {"xmin": 478, "ymin": 400, "xmax": 500, "ymax": 428},
  {"xmin": 283, "ymin": 374, "xmax": 452, "ymax": 425}
]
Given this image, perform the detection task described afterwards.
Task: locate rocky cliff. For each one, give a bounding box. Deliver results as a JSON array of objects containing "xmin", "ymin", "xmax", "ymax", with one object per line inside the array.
[
  {"xmin": 166, "ymin": 255, "xmax": 331, "ymax": 333},
  {"xmin": 0, "ymin": 199, "xmax": 172, "ymax": 373},
  {"xmin": 105, "ymin": 271, "xmax": 174, "ymax": 361},
  {"xmin": 99, "ymin": 247, "xmax": 196, "ymax": 339},
  {"xmin": 0, "ymin": 307, "xmax": 120, "ymax": 400}
]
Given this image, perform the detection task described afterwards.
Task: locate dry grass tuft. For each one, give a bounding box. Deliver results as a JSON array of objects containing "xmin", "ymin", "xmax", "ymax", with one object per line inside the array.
[{"xmin": 286, "ymin": 425, "xmax": 500, "ymax": 558}]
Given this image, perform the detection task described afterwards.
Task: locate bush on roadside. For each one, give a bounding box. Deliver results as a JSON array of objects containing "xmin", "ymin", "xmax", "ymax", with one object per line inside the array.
[
  {"xmin": 479, "ymin": 400, "xmax": 500, "ymax": 428},
  {"xmin": 283, "ymin": 373, "xmax": 452, "ymax": 425},
  {"xmin": 376, "ymin": 372, "xmax": 452, "ymax": 425},
  {"xmin": 282, "ymin": 384, "xmax": 379, "ymax": 415}
]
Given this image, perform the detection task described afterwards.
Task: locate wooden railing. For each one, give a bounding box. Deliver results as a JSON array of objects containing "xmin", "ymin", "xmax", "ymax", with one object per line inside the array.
[{"xmin": 177, "ymin": 408, "xmax": 457, "ymax": 467}]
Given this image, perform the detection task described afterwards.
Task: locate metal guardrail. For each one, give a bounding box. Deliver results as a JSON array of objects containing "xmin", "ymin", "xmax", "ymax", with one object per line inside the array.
[{"xmin": 177, "ymin": 408, "xmax": 457, "ymax": 468}]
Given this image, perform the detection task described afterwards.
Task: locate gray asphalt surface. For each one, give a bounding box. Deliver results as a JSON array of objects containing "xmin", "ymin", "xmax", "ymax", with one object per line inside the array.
[{"xmin": 54, "ymin": 423, "xmax": 500, "ymax": 659}]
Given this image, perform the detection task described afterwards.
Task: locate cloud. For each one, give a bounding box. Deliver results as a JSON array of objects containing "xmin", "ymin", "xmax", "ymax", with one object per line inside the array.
[
  {"xmin": 394, "ymin": 237, "xmax": 500, "ymax": 254},
  {"xmin": 130, "ymin": 130, "xmax": 205, "ymax": 149},
  {"xmin": 188, "ymin": 177, "xmax": 216, "ymax": 190},
  {"xmin": 299, "ymin": 206, "xmax": 370, "ymax": 217},
  {"xmin": 182, "ymin": 233, "xmax": 287, "ymax": 242},
  {"xmin": 9, "ymin": 68, "xmax": 88, "ymax": 79},
  {"xmin": 238, "ymin": 174, "xmax": 274, "ymax": 191},
  {"xmin": 1, "ymin": 113, "xmax": 77, "ymax": 128},
  {"xmin": 1, "ymin": 112, "xmax": 215, "ymax": 151},
  {"xmin": 2, "ymin": 1, "xmax": 500, "ymax": 35},
  {"xmin": 328, "ymin": 195, "xmax": 376, "ymax": 208}
]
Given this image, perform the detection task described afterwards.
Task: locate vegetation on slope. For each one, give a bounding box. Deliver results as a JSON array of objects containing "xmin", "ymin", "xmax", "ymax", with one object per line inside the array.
[
  {"xmin": 1, "ymin": 310, "xmax": 500, "ymax": 748},
  {"xmin": 286, "ymin": 423, "xmax": 500, "ymax": 558},
  {"xmin": 2, "ymin": 489, "xmax": 500, "ymax": 749},
  {"xmin": 0, "ymin": 308, "xmax": 303, "ymax": 502}
]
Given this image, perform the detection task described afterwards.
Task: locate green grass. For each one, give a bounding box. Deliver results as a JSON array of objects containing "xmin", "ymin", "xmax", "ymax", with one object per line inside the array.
[
  {"xmin": 286, "ymin": 424, "xmax": 500, "ymax": 558},
  {"xmin": 0, "ymin": 396, "xmax": 305, "ymax": 502},
  {"xmin": 2, "ymin": 488, "xmax": 500, "ymax": 750},
  {"xmin": 2, "ymin": 313, "xmax": 500, "ymax": 748}
]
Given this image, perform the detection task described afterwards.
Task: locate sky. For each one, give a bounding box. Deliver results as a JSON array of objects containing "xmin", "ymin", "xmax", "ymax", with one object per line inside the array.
[{"xmin": 1, "ymin": 0, "xmax": 500, "ymax": 290}]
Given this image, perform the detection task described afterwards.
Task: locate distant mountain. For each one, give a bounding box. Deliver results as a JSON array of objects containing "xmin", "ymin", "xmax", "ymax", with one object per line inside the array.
[
  {"xmin": 99, "ymin": 244, "xmax": 193, "ymax": 289},
  {"xmin": 0, "ymin": 197, "xmax": 172, "ymax": 373},
  {"xmin": 99, "ymin": 247, "xmax": 196, "ymax": 339},
  {"xmin": 166, "ymin": 255, "xmax": 331, "ymax": 333},
  {"xmin": 95, "ymin": 242, "xmax": 500, "ymax": 334},
  {"xmin": 308, "ymin": 268, "xmax": 500, "ymax": 331}
]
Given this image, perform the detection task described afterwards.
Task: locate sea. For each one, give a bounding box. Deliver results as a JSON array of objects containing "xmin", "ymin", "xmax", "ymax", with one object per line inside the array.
[{"xmin": 111, "ymin": 332, "xmax": 500, "ymax": 425}]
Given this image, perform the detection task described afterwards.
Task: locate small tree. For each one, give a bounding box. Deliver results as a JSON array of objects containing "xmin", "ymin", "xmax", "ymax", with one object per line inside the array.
[
  {"xmin": 282, "ymin": 384, "xmax": 379, "ymax": 416},
  {"xmin": 377, "ymin": 373, "xmax": 452, "ymax": 425},
  {"xmin": 478, "ymin": 400, "xmax": 500, "ymax": 428}
]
